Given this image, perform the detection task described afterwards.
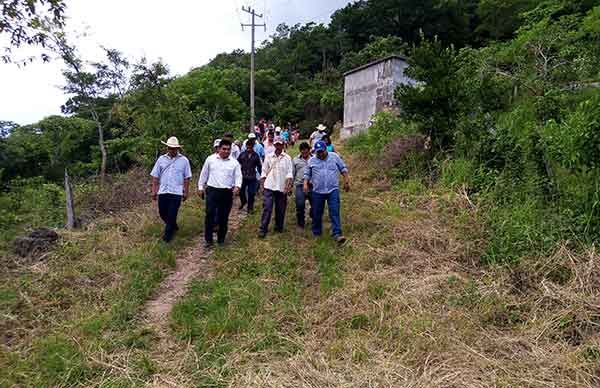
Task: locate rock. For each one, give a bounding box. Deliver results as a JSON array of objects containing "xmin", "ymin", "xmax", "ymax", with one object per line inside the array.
[{"xmin": 13, "ymin": 228, "xmax": 59, "ymax": 258}]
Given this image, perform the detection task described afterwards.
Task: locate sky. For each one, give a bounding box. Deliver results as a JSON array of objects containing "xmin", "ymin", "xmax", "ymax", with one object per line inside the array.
[{"xmin": 0, "ymin": 0, "xmax": 352, "ymax": 125}]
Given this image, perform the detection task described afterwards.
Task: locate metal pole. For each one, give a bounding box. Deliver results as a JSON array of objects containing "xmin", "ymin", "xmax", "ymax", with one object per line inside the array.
[
  {"xmin": 241, "ymin": 6, "xmax": 265, "ymax": 133},
  {"xmin": 250, "ymin": 10, "xmax": 255, "ymax": 133}
]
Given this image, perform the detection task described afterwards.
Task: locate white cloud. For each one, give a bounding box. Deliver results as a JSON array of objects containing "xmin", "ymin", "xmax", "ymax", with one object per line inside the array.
[{"xmin": 0, "ymin": 0, "xmax": 351, "ymax": 125}]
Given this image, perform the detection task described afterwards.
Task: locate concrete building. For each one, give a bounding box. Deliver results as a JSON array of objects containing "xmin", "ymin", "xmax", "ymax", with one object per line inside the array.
[{"xmin": 341, "ymin": 55, "xmax": 416, "ymax": 139}]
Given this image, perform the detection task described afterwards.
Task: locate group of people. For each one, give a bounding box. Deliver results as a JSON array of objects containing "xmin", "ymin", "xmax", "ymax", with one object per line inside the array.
[{"xmin": 150, "ymin": 124, "xmax": 351, "ymax": 249}]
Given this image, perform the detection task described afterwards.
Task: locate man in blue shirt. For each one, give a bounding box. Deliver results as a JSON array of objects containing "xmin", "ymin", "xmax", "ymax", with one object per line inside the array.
[
  {"xmin": 303, "ymin": 140, "xmax": 351, "ymax": 244},
  {"xmin": 150, "ymin": 136, "xmax": 192, "ymax": 243}
]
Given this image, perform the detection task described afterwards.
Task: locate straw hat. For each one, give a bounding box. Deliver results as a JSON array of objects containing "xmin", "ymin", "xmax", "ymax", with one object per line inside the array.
[
  {"xmin": 161, "ymin": 136, "xmax": 182, "ymax": 148},
  {"xmin": 316, "ymin": 124, "xmax": 327, "ymax": 132}
]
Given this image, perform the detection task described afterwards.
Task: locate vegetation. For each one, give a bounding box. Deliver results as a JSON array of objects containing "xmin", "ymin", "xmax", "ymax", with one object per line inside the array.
[{"xmin": 2, "ymin": 0, "xmax": 600, "ymax": 386}]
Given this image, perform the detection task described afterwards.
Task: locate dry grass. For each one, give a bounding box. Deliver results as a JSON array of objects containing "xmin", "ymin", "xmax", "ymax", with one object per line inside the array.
[{"xmin": 191, "ymin": 150, "xmax": 600, "ymax": 388}]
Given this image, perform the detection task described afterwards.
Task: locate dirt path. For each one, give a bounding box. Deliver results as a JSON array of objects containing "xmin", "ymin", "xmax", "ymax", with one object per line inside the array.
[{"xmin": 142, "ymin": 205, "xmax": 247, "ymax": 387}]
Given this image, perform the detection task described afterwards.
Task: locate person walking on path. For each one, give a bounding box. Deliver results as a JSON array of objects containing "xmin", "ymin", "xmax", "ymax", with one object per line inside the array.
[
  {"xmin": 293, "ymin": 142, "xmax": 313, "ymax": 230},
  {"xmin": 238, "ymin": 139, "xmax": 262, "ymax": 214},
  {"xmin": 264, "ymin": 131, "xmax": 276, "ymax": 157},
  {"xmin": 258, "ymin": 136, "xmax": 293, "ymax": 238},
  {"xmin": 310, "ymin": 124, "xmax": 328, "ymax": 147},
  {"xmin": 243, "ymin": 133, "xmax": 265, "ymax": 161},
  {"xmin": 303, "ymin": 140, "xmax": 350, "ymax": 245},
  {"xmin": 150, "ymin": 136, "xmax": 192, "ymax": 243},
  {"xmin": 198, "ymin": 139, "xmax": 242, "ymax": 248}
]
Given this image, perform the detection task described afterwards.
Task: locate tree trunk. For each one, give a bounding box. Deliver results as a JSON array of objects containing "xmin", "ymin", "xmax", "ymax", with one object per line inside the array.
[
  {"xmin": 64, "ymin": 168, "xmax": 76, "ymax": 229},
  {"xmin": 97, "ymin": 122, "xmax": 107, "ymax": 181}
]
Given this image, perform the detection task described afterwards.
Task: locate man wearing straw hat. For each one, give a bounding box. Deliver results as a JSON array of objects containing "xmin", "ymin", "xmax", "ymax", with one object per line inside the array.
[
  {"xmin": 150, "ymin": 136, "xmax": 192, "ymax": 243},
  {"xmin": 310, "ymin": 124, "xmax": 328, "ymax": 147}
]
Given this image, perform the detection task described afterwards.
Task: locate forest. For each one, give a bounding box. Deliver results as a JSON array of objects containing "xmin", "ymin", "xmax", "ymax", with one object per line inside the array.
[{"xmin": 1, "ymin": 0, "xmax": 600, "ymax": 261}]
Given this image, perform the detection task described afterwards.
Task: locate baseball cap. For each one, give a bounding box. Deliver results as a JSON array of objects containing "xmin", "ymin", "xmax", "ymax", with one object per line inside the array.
[
  {"xmin": 313, "ymin": 140, "xmax": 327, "ymax": 152},
  {"xmin": 247, "ymin": 133, "xmax": 257, "ymax": 139},
  {"xmin": 213, "ymin": 139, "xmax": 221, "ymax": 148},
  {"xmin": 273, "ymin": 136, "xmax": 285, "ymax": 145}
]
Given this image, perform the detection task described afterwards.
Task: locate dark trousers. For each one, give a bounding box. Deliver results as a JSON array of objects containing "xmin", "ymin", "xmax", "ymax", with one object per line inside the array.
[
  {"xmin": 158, "ymin": 193, "xmax": 182, "ymax": 242},
  {"xmin": 240, "ymin": 178, "xmax": 258, "ymax": 211},
  {"xmin": 260, "ymin": 189, "xmax": 287, "ymax": 234},
  {"xmin": 295, "ymin": 185, "xmax": 312, "ymax": 227},
  {"xmin": 205, "ymin": 187, "xmax": 233, "ymax": 244},
  {"xmin": 311, "ymin": 189, "xmax": 342, "ymax": 238}
]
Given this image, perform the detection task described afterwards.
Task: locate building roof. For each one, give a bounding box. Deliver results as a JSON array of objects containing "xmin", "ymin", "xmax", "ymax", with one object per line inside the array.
[{"xmin": 343, "ymin": 54, "xmax": 409, "ymax": 77}]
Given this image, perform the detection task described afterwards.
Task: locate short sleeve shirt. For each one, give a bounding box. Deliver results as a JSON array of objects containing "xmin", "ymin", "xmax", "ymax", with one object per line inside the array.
[
  {"xmin": 303, "ymin": 152, "xmax": 348, "ymax": 194},
  {"xmin": 150, "ymin": 154, "xmax": 192, "ymax": 196}
]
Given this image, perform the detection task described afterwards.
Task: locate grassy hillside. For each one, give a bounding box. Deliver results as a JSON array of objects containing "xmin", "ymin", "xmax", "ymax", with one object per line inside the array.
[{"xmin": 1, "ymin": 141, "xmax": 599, "ymax": 387}]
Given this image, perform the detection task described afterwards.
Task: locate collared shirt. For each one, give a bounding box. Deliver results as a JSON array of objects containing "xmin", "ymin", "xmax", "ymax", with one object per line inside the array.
[
  {"xmin": 292, "ymin": 155, "xmax": 310, "ymax": 187},
  {"xmin": 261, "ymin": 152, "xmax": 293, "ymax": 192},
  {"xmin": 238, "ymin": 150, "xmax": 262, "ymax": 180},
  {"xmin": 264, "ymin": 140, "xmax": 276, "ymax": 157},
  {"xmin": 304, "ymin": 152, "xmax": 348, "ymax": 194},
  {"xmin": 230, "ymin": 143, "xmax": 241, "ymax": 160},
  {"xmin": 242, "ymin": 140, "xmax": 265, "ymax": 160},
  {"xmin": 198, "ymin": 154, "xmax": 242, "ymax": 190},
  {"xmin": 310, "ymin": 131, "xmax": 325, "ymax": 146},
  {"xmin": 150, "ymin": 153, "xmax": 192, "ymax": 196}
]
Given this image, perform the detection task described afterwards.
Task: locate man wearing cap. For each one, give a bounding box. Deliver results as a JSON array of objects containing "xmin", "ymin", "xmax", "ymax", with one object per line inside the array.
[
  {"xmin": 310, "ymin": 124, "xmax": 328, "ymax": 147},
  {"xmin": 150, "ymin": 136, "xmax": 192, "ymax": 243},
  {"xmin": 223, "ymin": 133, "xmax": 240, "ymax": 160},
  {"xmin": 198, "ymin": 139, "xmax": 243, "ymax": 248},
  {"xmin": 258, "ymin": 136, "xmax": 293, "ymax": 238},
  {"xmin": 243, "ymin": 133, "xmax": 265, "ymax": 161},
  {"xmin": 237, "ymin": 139, "xmax": 262, "ymax": 214},
  {"xmin": 303, "ymin": 140, "xmax": 350, "ymax": 245}
]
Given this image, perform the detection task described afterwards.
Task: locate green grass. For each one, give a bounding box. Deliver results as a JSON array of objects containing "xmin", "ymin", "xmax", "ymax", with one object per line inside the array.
[{"xmin": 0, "ymin": 202, "xmax": 204, "ymax": 387}]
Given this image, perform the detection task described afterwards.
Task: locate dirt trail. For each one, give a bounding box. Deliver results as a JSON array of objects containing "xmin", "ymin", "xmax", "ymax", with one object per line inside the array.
[{"xmin": 142, "ymin": 206, "xmax": 247, "ymax": 387}]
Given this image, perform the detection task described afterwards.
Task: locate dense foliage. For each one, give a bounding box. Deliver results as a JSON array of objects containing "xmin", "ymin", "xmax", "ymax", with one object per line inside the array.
[
  {"xmin": 394, "ymin": 0, "xmax": 600, "ymax": 262},
  {"xmin": 1, "ymin": 0, "xmax": 600, "ymax": 263}
]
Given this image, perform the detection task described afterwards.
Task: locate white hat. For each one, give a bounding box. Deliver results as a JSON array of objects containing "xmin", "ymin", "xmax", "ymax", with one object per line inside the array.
[
  {"xmin": 161, "ymin": 136, "xmax": 182, "ymax": 148},
  {"xmin": 213, "ymin": 139, "xmax": 221, "ymax": 148},
  {"xmin": 316, "ymin": 124, "xmax": 327, "ymax": 132},
  {"xmin": 275, "ymin": 126, "xmax": 281, "ymax": 132},
  {"xmin": 273, "ymin": 136, "xmax": 284, "ymax": 145},
  {"xmin": 248, "ymin": 133, "xmax": 257, "ymax": 139}
]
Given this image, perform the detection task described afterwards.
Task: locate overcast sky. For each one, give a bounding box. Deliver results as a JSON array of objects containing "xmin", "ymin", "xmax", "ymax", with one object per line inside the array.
[{"xmin": 0, "ymin": 0, "xmax": 352, "ymax": 125}]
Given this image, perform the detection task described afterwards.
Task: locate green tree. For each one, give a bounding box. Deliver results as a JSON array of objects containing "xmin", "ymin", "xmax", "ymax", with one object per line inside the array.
[{"xmin": 0, "ymin": 0, "xmax": 66, "ymax": 63}]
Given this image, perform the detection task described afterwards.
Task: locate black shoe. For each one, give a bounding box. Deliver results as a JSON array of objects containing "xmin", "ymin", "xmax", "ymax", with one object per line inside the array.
[
  {"xmin": 174, "ymin": 224, "xmax": 179, "ymax": 231},
  {"xmin": 217, "ymin": 240, "xmax": 226, "ymax": 246},
  {"xmin": 204, "ymin": 242, "xmax": 214, "ymax": 249},
  {"xmin": 239, "ymin": 204, "xmax": 245, "ymax": 210},
  {"xmin": 274, "ymin": 228, "xmax": 284, "ymax": 233},
  {"xmin": 258, "ymin": 231, "xmax": 266, "ymax": 239}
]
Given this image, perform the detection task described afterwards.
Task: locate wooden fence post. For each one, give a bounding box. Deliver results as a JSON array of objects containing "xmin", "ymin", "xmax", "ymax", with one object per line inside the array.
[{"xmin": 64, "ymin": 168, "xmax": 76, "ymax": 229}]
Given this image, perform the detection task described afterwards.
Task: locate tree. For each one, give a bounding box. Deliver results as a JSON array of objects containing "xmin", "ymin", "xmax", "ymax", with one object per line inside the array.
[
  {"xmin": 0, "ymin": 0, "xmax": 66, "ymax": 63},
  {"xmin": 0, "ymin": 120, "xmax": 19, "ymax": 137},
  {"xmin": 52, "ymin": 32, "xmax": 130, "ymax": 180}
]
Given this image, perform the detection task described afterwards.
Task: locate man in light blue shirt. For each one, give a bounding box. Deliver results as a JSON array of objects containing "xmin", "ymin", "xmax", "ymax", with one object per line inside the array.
[
  {"xmin": 303, "ymin": 140, "xmax": 351, "ymax": 244},
  {"xmin": 150, "ymin": 136, "xmax": 192, "ymax": 242}
]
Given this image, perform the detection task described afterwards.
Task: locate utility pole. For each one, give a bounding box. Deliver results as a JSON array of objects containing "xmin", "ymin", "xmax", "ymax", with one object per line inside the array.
[{"xmin": 241, "ymin": 5, "xmax": 266, "ymax": 133}]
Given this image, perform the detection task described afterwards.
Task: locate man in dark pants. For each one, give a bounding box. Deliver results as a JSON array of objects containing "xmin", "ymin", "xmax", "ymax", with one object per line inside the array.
[
  {"xmin": 258, "ymin": 136, "xmax": 293, "ymax": 238},
  {"xmin": 292, "ymin": 142, "xmax": 312, "ymax": 230},
  {"xmin": 150, "ymin": 136, "xmax": 192, "ymax": 243},
  {"xmin": 198, "ymin": 139, "xmax": 242, "ymax": 248},
  {"xmin": 238, "ymin": 139, "xmax": 262, "ymax": 214},
  {"xmin": 303, "ymin": 140, "xmax": 351, "ymax": 245}
]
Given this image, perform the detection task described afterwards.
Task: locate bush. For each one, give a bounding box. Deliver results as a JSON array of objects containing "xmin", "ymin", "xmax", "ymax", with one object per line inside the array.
[{"xmin": 346, "ymin": 112, "xmax": 419, "ymax": 157}]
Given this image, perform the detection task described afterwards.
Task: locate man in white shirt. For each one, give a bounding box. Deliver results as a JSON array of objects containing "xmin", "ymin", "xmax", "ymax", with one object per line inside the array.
[
  {"xmin": 263, "ymin": 130, "xmax": 276, "ymax": 157},
  {"xmin": 223, "ymin": 133, "xmax": 241, "ymax": 160},
  {"xmin": 258, "ymin": 136, "xmax": 293, "ymax": 238},
  {"xmin": 309, "ymin": 123, "xmax": 327, "ymax": 147},
  {"xmin": 150, "ymin": 136, "xmax": 192, "ymax": 243},
  {"xmin": 198, "ymin": 139, "xmax": 242, "ymax": 248}
]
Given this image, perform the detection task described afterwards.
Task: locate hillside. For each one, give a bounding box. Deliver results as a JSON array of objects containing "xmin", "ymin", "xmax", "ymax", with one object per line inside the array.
[{"xmin": 1, "ymin": 141, "xmax": 598, "ymax": 387}]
